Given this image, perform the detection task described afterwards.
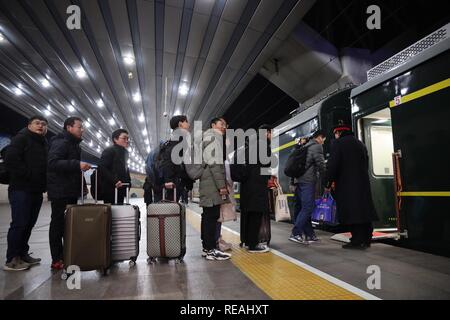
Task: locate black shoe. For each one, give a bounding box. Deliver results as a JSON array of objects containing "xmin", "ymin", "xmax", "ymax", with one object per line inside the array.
[{"xmin": 342, "ymin": 243, "xmax": 369, "ymax": 250}]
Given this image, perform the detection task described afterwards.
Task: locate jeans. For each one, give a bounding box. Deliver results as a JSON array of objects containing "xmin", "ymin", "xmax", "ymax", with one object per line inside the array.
[
  {"xmin": 6, "ymin": 191, "xmax": 43, "ymax": 262},
  {"xmin": 291, "ymin": 182, "xmax": 316, "ymax": 238},
  {"xmin": 49, "ymin": 198, "xmax": 77, "ymax": 262},
  {"xmin": 201, "ymin": 206, "xmax": 221, "ymax": 251},
  {"xmin": 293, "ymin": 184, "xmax": 302, "ymax": 223}
]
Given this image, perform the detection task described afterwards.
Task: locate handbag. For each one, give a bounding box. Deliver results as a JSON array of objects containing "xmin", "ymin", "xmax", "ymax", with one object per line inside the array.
[
  {"xmin": 312, "ymin": 192, "xmax": 337, "ymax": 224},
  {"xmin": 218, "ymin": 183, "xmax": 237, "ymax": 222},
  {"xmin": 275, "ymin": 186, "xmax": 291, "ymax": 222}
]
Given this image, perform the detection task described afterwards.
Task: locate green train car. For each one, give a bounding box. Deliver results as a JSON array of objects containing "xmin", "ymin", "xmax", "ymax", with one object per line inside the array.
[
  {"xmin": 351, "ymin": 23, "xmax": 450, "ymax": 256},
  {"xmin": 272, "ymin": 87, "xmax": 354, "ymax": 224}
]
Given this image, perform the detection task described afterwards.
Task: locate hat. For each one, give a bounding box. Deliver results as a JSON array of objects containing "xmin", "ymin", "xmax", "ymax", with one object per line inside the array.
[{"xmin": 333, "ymin": 121, "xmax": 351, "ymax": 134}]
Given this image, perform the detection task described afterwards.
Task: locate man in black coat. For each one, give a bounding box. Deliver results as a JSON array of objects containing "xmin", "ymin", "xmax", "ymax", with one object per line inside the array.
[
  {"xmin": 98, "ymin": 129, "xmax": 131, "ymax": 204},
  {"xmin": 160, "ymin": 115, "xmax": 194, "ymax": 201},
  {"xmin": 239, "ymin": 124, "xmax": 273, "ymax": 253},
  {"xmin": 4, "ymin": 116, "xmax": 48, "ymax": 271},
  {"xmin": 326, "ymin": 124, "xmax": 378, "ymax": 249},
  {"xmin": 47, "ymin": 117, "xmax": 91, "ymax": 269}
]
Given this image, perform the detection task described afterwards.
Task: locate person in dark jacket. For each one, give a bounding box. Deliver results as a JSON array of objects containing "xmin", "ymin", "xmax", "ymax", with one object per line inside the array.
[
  {"xmin": 98, "ymin": 129, "xmax": 131, "ymax": 205},
  {"xmin": 239, "ymin": 124, "xmax": 273, "ymax": 253},
  {"xmin": 143, "ymin": 177, "xmax": 153, "ymax": 207},
  {"xmin": 47, "ymin": 117, "xmax": 91, "ymax": 270},
  {"xmin": 326, "ymin": 124, "xmax": 378, "ymax": 249},
  {"xmin": 289, "ymin": 130, "xmax": 326, "ymax": 245},
  {"xmin": 160, "ymin": 115, "xmax": 194, "ymax": 201},
  {"xmin": 3, "ymin": 116, "xmax": 48, "ymax": 271}
]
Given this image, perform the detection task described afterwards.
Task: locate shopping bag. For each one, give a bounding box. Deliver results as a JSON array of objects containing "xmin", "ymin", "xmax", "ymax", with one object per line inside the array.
[
  {"xmin": 312, "ymin": 192, "xmax": 337, "ymax": 224},
  {"xmin": 275, "ymin": 187, "xmax": 291, "ymax": 222}
]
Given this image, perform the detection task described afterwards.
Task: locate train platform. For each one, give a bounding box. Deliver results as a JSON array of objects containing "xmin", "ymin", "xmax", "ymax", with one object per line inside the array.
[{"xmin": 1, "ymin": 199, "xmax": 450, "ymax": 300}]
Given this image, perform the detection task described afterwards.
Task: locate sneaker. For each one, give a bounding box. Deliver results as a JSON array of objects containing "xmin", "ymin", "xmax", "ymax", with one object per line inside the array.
[
  {"xmin": 51, "ymin": 260, "xmax": 64, "ymax": 270},
  {"xmin": 21, "ymin": 253, "xmax": 41, "ymax": 265},
  {"xmin": 3, "ymin": 257, "xmax": 30, "ymax": 271},
  {"xmin": 289, "ymin": 234, "xmax": 308, "ymax": 245},
  {"xmin": 306, "ymin": 236, "xmax": 320, "ymax": 244},
  {"xmin": 248, "ymin": 244, "xmax": 270, "ymax": 253},
  {"xmin": 205, "ymin": 249, "xmax": 231, "ymax": 261}
]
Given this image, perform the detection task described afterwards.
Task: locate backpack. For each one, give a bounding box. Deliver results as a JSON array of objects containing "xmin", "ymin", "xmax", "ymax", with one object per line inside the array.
[
  {"xmin": 284, "ymin": 144, "xmax": 311, "ymax": 178},
  {"xmin": 230, "ymin": 148, "xmax": 249, "ymax": 182},
  {"xmin": 184, "ymin": 141, "xmax": 206, "ymax": 180},
  {"xmin": 0, "ymin": 146, "xmax": 10, "ymax": 184},
  {"xmin": 145, "ymin": 144, "xmax": 165, "ymax": 187}
]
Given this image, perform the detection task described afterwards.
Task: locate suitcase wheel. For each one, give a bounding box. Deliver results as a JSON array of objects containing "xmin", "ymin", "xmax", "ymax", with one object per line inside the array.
[
  {"xmin": 147, "ymin": 257, "xmax": 156, "ymax": 264},
  {"xmin": 61, "ymin": 272, "xmax": 68, "ymax": 281},
  {"xmin": 129, "ymin": 260, "xmax": 136, "ymax": 267},
  {"xmin": 175, "ymin": 258, "xmax": 183, "ymax": 264}
]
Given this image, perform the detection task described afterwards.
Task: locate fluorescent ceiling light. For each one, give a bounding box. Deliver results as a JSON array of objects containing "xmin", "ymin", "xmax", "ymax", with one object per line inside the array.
[
  {"xmin": 96, "ymin": 132, "xmax": 101, "ymax": 138},
  {"xmin": 109, "ymin": 118, "xmax": 116, "ymax": 126},
  {"xmin": 68, "ymin": 105, "xmax": 75, "ymax": 113},
  {"xmin": 146, "ymin": 146, "xmax": 150, "ymax": 153},
  {"xmin": 13, "ymin": 87, "xmax": 23, "ymax": 96},
  {"xmin": 44, "ymin": 110, "xmax": 51, "ymax": 116},
  {"xmin": 179, "ymin": 83, "xmax": 189, "ymax": 96},
  {"xmin": 123, "ymin": 55, "xmax": 135, "ymax": 65},
  {"xmin": 138, "ymin": 113, "xmax": 145, "ymax": 122},
  {"xmin": 133, "ymin": 92, "xmax": 141, "ymax": 102},
  {"xmin": 75, "ymin": 67, "xmax": 87, "ymax": 79},
  {"xmin": 96, "ymin": 100, "xmax": 104, "ymax": 108},
  {"xmin": 142, "ymin": 128, "xmax": 147, "ymax": 135},
  {"xmin": 85, "ymin": 121, "xmax": 91, "ymax": 128},
  {"xmin": 145, "ymin": 138, "xmax": 150, "ymax": 145},
  {"xmin": 173, "ymin": 109, "xmax": 181, "ymax": 116},
  {"xmin": 89, "ymin": 140, "xmax": 93, "ymax": 147},
  {"xmin": 41, "ymin": 79, "xmax": 51, "ymax": 88},
  {"xmin": 0, "ymin": 33, "xmax": 5, "ymax": 42}
]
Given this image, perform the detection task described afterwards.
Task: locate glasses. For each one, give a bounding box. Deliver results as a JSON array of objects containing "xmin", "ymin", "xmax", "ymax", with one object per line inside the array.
[
  {"xmin": 31, "ymin": 121, "xmax": 48, "ymax": 126},
  {"xmin": 119, "ymin": 137, "xmax": 129, "ymax": 141}
]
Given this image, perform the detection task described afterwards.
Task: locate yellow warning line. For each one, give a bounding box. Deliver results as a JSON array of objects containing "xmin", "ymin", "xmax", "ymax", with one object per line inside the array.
[
  {"xmin": 398, "ymin": 191, "xmax": 450, "ymax": 197},
  {"xmin": 186, "ymin": 209, "xmax": 363, "ymax": 300},
  {"xmin": 389, "ymin": 78, "xmax": 450, "ymax": 108}
]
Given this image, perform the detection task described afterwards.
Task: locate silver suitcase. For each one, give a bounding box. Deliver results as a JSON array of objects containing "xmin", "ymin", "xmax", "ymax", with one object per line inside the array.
[
  {"xmin": 111, "ymin": 184, "xmax": 141, "ymax": 266},
  {"xmin": 147, "ymin": 188, "xmax": 186, "ymax": 263}
]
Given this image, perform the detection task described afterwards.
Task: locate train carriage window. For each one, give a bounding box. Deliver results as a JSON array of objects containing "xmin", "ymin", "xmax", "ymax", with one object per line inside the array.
[{"xmin": 370, "ymin": 126, "xmax": 394, "ymax": 176}]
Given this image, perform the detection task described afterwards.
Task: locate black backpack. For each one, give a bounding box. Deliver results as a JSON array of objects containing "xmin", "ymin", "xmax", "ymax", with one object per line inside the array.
[
  {"xmin": 284, "ymin": 144, "xmax": 311, "ymax": 178},
  {"xmin": 0, "ymin": 146, "xmax": 10, "ymax": 184}
]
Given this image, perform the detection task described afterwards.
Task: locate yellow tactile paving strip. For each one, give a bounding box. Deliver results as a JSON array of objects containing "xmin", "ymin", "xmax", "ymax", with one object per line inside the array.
[{"xmin": 186, "ymin": 208, "xmax": 363, "ymax": 300}]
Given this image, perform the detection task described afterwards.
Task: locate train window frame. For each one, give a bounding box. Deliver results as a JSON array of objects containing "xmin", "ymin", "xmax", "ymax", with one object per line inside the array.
[{"xmin": 369, "ymin": 124, "xmax": 394, "ymax": 178}]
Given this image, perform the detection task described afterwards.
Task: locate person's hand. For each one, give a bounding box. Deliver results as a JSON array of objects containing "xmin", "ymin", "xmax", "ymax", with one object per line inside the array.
[
  {"xmin": 165, "ymin": 182, "xmax": 175, "ymax": 189},
  {"xmin": 219, "ymin": 188, "xmax": 228, "ymax": 195},
  {"xmin": 289, "ymin": 184, "xmax": 296, "ymax": 193},
  {"xmin": 324, "ymin": 187, "xmax": 331, "ymax": 193},
  {"xmin": 80, "ymin": 162, "xmax": 91, "ymax": 171},
  {"xmin": 115, "ymin": 181, "xmax": 123, "ymax": 188}
]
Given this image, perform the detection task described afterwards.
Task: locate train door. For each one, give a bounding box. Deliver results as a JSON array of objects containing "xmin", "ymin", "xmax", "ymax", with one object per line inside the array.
[{"xmin": 356, "ymin": 108, "xmax": 397, "ymax": 230}]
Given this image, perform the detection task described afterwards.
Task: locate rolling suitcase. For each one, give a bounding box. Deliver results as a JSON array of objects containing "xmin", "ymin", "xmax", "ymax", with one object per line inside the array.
[
  {"xmin": 147, "ymin": 188, "xmax": 186, "ymax": 263},
  {"xmin": 63, "ymin": 167, "xmax": 112, "ymax": 277},
  {"xmin": 111, "ymin": 184, "xmax": 141, "ymax": 266}
]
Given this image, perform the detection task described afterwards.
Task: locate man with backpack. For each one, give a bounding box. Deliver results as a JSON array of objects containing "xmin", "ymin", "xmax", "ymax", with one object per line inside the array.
[
  {"xmin": 287, "ymin": 130, "xmax": 326, "ymax": 245},
  {"xmin": 3, "ymin": 115, "xmax": 48, "ymax": 271},
  {"xmin": 145, "ymin": 142, "xmax": 165, "ymax": 203},
  {"xmin": 160, "ymin": 115, "xmax": 194, "ymax": 201}
]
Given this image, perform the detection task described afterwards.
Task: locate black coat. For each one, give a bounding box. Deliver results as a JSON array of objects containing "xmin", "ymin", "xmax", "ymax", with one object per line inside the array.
[
  {"xmin": 326, "ymin": 132, "xmax": 378, "ymax": 224},
  {"xmin": 98, "ymin": 144, "xmax": 131, "ymax": 198},
  {"xmin": 5, "ymin": 128, "xmax": 48, "ymax": 193},
  {"xmin": 239, "ymin": 138, "xmax": 272, "ymax": 214},
  {"xmin": 160, "ymin": 138, "xmax": 194, "ymax": 191},
  {"xmin": 47, "ymin": 131, "xmax": 84, "ymax": 200}
]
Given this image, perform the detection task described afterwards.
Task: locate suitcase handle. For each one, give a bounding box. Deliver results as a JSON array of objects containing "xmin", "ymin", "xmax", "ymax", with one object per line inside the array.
[
  {"xmin": 162, "ymin": 187, "xmax": 177, "ymax": 202},
  {"xmin": 81, "ymin": 165, "xmax": 97, "ymax": 204},
  {"xmin": 114, "ymin": 183, "xmax": 130, "ymax": 204}
]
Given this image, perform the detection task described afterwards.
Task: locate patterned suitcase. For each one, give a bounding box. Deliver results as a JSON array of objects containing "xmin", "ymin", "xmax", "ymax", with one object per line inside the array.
[
  {"xmin": 147, "ymin": 188, "xmax": 186, "ymax": 263},
  {"xmin": 111, "ymin": 184, "xmax": 141, "ymax": 266},
  {"xmin": 63, "ymin": 167, "xmax": 111, "ymax": 277}
]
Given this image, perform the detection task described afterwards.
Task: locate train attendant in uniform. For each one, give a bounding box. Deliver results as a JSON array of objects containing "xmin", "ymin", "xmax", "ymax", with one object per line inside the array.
[{"xmin": 325, "ymin": 123, "xmax": 379, "ymax": 249}]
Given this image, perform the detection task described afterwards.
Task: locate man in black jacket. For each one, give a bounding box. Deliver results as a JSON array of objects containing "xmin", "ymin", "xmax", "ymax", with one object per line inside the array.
[
  {"xmin": 4, "ymin": 116, "xmax": 48, "ymax": 271},
  {"xmin": 47, "ymin": 117, "xmax": 91, "ymax": 270},
  {"xmin": 98, "ymin": 129, "xmax": 131, "ymax": 204},
  {"xmin": 160, "ymin": 115, "xmax": 194, "ymax": 201}
]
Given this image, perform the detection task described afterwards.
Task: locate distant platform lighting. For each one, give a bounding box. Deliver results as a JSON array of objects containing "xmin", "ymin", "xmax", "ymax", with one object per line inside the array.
[
  {"xmin": 179, "ymin": 83, "xmax": 189, "ymax": 96},
  {"xmin": 138, "ymin": 113, "xmax": 145, "ymax": 122},
  {"xmin": 142, "ymin": 128, "xmax": 147, "ymax": 135},
  {"xmin": 123, "ymin": 55, "xmax": 135, "ymax": 66},
  {"xmin": 41, "ymin": 79, "xmax": 51, "ymax": 88},
  {"xmin": 13, "ymin": 87, "xmax": 23, "ymax": 96},
  {"xmin": 109, "ymin": 118, "xmax": 116, "ymax": 126},
  {"xmin": 0, "ymin": 32, "xmax": 5, "ymax": 42},
  {"xmin": 96, "ymin": 132, "xmax": 101, "ymax": 138},
  {"xmin": 133, "ymin": 92, "xmax": 141, "ymax": 102},
  {"xmin": 97, "ymin": 99, "xmax": 104, "ymax": 108},
  {"xmin": 75, "ymin": 67, "xmax": 87, "ymax": 79},
  {"xmin": 68, "ymin": 105, "xmax": 75, "ymax": 113}
]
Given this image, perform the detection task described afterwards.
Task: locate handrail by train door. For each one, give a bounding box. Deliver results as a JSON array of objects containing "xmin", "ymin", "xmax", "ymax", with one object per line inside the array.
[{"xmin": 392, "ymin": 150, "xmax": 408, "ymax": 238}]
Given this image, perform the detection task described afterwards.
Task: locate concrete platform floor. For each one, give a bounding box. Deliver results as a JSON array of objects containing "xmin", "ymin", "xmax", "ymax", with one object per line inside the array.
[{"xmin": 1, "ymin": 199, "xmax": 450, "ymax": 300}]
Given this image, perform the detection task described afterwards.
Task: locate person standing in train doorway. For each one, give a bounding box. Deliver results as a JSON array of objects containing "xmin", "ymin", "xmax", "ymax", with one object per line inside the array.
[
  {"xmin": 47, "ymin": 117, "xmax": 91, "ymax": 270},
  {"xmin": 289, "ymin": 131, "xmax": 326, "ymax": 245},
  {"xmin": 326, "ymin": 124, "xmax": 378, "ymax": 249},
  {"xmin": 3, "ymin": 115, "xmax": 48, "ymax": 271}
]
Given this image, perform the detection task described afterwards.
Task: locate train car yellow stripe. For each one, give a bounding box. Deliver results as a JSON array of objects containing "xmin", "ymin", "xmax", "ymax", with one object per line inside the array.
[
  {"xmin": 186, "ymin": 209, "xmax": 365, "ymax": 300},
  {"xmin": 398, "ymin": 191, "xmax": 450, "ymax": 197},
  {"xmin": 389, "ymin": 78, "xmax": 450, "ymax": 108},
  {"xmin": 272, "ymin": 140, "xmax": 297, "ymax": 153}
]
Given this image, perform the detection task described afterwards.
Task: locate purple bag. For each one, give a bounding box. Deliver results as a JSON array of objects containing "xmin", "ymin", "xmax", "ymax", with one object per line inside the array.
[{"xmin": 312, "ymin": 193, "xmax": 337, "ymax": 225}]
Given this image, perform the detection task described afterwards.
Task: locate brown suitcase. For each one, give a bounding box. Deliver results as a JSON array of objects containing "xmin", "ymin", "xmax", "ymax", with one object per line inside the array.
[{"xmin": 63, "ymin": 168, "xmax": 112, "ymax": 276}]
